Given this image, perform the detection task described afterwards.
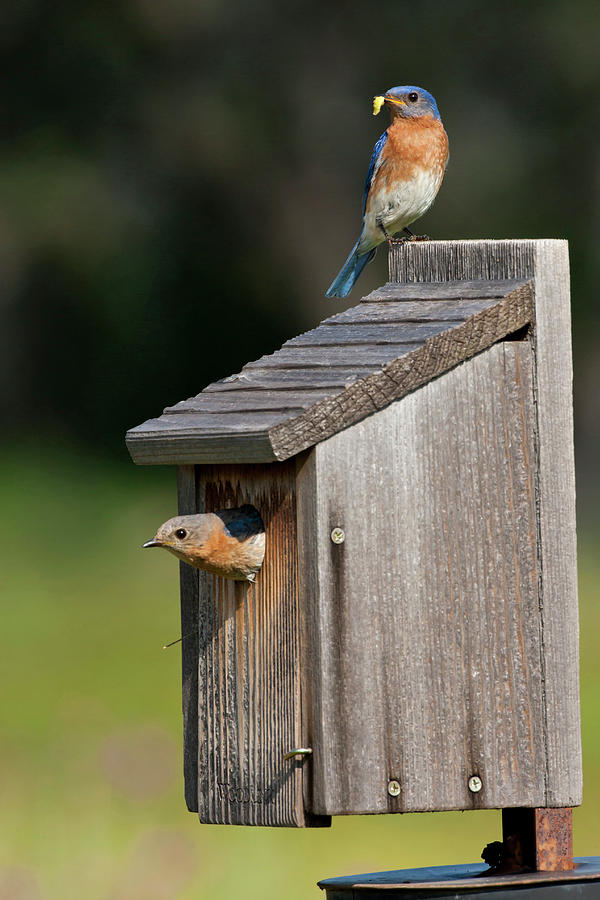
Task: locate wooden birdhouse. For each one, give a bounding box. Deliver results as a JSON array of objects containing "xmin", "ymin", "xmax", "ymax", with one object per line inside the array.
[{"xmin": 126, "ymin": 240, "xmax": 580, "ymax": 841}]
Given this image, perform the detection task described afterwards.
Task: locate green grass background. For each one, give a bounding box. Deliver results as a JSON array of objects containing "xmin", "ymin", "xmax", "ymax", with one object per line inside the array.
[{"xmin": 2, "ymin": 445, "xmax": 598, "ymax": 900}]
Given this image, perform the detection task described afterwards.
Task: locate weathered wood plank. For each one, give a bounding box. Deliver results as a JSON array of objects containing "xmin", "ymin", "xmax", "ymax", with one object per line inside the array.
[
  {"xmin": 531, "ymin": 241, "xmax": 581, "ymax": 805},
  {"xmin": 295, "ymin": 450, "xmax": 320, "ymax": 821},
  {"xmin": 177, "ymin": 465, "xmax": 200, "ymax": 812},
  {"xmin": 244, "ymin": 344, "xmax": 418, "ymax": 368},
  {"xmin": 269, "ymin": 282, "xmax": 534, "ymax": 461},
  {"xmin": 359, "ymin": 277, "xmax": 529, "ymax": 300},
  {"xmin": 201, "ymin": 368, "xmax": 369, "ymax": 392},
  {"xmin": 129, "ymin": 411, "xmax": 292, "ymax": 432},
  {"xmin": 128, "ymin": 432, "xmax": 277, "ymax": 465},
  {"xmin": 387, "ymin": 238, "xmax": 581, "ymax": 807},
  {"xmin": 388, "ymin": 240, "xmax": 537, "ymax": 282},
  {"xmin": 194, "ymin": 462, "xmax": 320, "ymax": 826},
  {"xmin": 165, "ymin": 390, "xmax": 335, "ymax": 414},
  {"xmin": 321, "ymin": 298, "xmax": 499, "ymax": 325},
  {"xmin": 283, "ymin": 322, "xmax": 454, "ymax": 346},
  {"xmin": 298, "ymin": 342, "xmax": 546, "ymax": 815}
]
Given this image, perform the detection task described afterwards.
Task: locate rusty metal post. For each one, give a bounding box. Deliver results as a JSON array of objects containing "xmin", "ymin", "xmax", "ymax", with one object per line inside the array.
[{"xmin": 502, "ymin": 808, "xmax": 573, "ymax": 872}]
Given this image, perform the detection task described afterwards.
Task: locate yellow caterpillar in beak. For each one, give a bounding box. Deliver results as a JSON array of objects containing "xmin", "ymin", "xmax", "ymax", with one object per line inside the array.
[{"xmin": 372, "ymin": 95, "xmax": 385, "ymax": 116}]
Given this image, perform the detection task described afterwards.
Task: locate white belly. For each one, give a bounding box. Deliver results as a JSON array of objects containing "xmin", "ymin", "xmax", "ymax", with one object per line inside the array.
[{"xmin": 359, "ymin": 168, "xmax": 442, "ymax": 252}]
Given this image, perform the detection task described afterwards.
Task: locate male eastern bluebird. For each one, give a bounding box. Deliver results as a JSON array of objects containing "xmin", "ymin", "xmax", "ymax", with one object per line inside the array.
[
  {"xmin": 326, "ymin": 85, "xmax": 448, "ymax": 299},
  {"xmin": 143, "ymin": 504, "xmax": 265, "ymax": 582}
]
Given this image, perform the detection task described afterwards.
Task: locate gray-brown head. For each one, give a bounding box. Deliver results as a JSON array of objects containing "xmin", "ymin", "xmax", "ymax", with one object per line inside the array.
[{"xmin": 143, "ymin": 505, "xmax": 265, "ymax": 582}]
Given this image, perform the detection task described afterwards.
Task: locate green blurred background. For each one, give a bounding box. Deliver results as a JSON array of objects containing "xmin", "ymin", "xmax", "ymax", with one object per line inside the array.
[{"xmin": 2, "ymin": 1, "xmax": 599, "ymax": 898}]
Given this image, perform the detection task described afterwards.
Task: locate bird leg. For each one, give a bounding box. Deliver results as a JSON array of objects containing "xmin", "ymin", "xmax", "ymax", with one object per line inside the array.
[
  {"xmin": 403, "ymin": 227, "xmax": 430, "ymax": 242},
  {"xmin": 378, "ymin": 222, "xmax": 431, "ymax": 246},
  {"xmin": 377, "ymin": 220, "xmax": 396, "ymax": 247}
]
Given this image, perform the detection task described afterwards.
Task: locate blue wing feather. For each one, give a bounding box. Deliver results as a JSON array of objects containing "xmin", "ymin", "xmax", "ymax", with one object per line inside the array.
[
  {"xmin": 326, "ymin": 129, "xmax": 388, "ymax": 299},
  {"xmin": 325, "ymin": 242, "xmax": 376, "ymax": 298},
  {"xmin": 362, "ymin": 131, "xmax": 388, "ymax": 215}
]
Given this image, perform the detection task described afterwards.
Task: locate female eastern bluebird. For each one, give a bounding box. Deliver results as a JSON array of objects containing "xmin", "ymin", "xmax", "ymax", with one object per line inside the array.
[
  {"xmin": 143, "ymin": 504, "xmax": 265, "ymax": 582},
  {"xmin": 326, "ymin": 85, "xmax": 448, "ymax": 299}
]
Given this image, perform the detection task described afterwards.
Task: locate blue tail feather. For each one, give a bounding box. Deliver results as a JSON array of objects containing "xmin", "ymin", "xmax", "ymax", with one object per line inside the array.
[{"xmin": 325, "ymin": 242, "xmax": 376, "ymax": 299}]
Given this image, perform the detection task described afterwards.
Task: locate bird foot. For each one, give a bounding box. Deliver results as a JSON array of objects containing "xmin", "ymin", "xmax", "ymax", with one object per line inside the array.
[
  {"xmin": 398, "ymin": 228, "xmax": 430, "ymax": 243},
  {"xmin": 403, "ymin": 233, "xmax": 430, "ymax": 242}
]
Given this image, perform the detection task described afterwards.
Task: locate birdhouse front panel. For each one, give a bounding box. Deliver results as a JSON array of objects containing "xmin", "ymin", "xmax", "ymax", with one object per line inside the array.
[{"xmin": 176, "ymin": 459, "xmax": 328, "ymax": 827}]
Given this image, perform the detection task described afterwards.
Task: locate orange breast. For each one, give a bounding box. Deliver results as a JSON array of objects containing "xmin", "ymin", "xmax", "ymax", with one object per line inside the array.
[
  {"xmin": 191, "ymin": 529, "xmax": 233, "ymax": 565},
  {"xmin": 188, "ymin": 527, "xmax": 260, "ymax": 579},
  {"xmin": 380, "ymin": 115, "xmax": 448, "ymax": 183}
]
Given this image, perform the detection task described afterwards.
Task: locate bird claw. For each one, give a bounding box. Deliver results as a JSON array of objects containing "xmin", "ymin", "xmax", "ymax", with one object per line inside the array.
[{"xmin": 398, "ymin": 233, "xmax": 430, "ymax": 243}]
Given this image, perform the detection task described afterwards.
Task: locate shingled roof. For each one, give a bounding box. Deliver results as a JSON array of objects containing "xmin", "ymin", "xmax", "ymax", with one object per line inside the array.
[{"xmin": 126, "ymin": 278, "xmax": 533, "ymax": 465}]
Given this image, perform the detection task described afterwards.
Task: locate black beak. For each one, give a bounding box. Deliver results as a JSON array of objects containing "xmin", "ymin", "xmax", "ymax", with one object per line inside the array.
[{"xmin": 142, "ymin": 538, "xmax": 163, "ymax": 548}]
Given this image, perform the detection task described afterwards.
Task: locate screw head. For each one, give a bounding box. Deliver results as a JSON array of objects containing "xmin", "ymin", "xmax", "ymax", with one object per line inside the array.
[
  {"xmin": 468, "ymin": 775, "xmax": 483, "ymax": 793},
  {"xmin": 387, "ymin": 779, "xmax": 401, "ymax": 797},
  {"xmin": 331, "ymin": 527, "xmax": 345, "ymax": 544}
]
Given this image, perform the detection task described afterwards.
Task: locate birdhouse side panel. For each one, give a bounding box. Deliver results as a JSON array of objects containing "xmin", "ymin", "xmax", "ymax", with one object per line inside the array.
[
  {"xmin": 530, "ymin": 242, "xmax": 580, "ymax": 804},
  {"xmin": 298, "ymin": 340, "xmax": 553, "ymax": 816},
  {"xmin": 179, "ymin": 461, "xmax": 312, "ymax": 826}
]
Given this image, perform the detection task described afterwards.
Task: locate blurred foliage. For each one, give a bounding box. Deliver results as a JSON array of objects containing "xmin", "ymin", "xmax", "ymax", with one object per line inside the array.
[
  {"xmin": 0, "ymin": 448, "xmax": 598, "ymax": 900},
  {"xmin": 1, "ymin": 3, "xmax": 600, "ymax": 898},
  {"xmin": 1, "ymin": 0, "xmax": 599, "ymax": 492}
]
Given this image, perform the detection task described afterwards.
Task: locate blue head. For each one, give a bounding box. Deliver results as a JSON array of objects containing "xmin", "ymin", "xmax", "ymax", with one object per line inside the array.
[{"xmin": 373, "ymin": 85, "xmax": 441, "ymax": 121}]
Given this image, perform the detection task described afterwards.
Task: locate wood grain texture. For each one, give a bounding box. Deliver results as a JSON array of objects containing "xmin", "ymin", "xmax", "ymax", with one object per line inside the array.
[
  {"xmin": 388, "ymin": 239, "xmax": 537, "ymax": 283},
  {"xmin": 127, "ymin": 432, "xmax": 277, "ymax": 466},
  {"xmin": 531, "ymin": 242, "xmax": 581, "ymax": 805},
  {"xmin": 202, "ymin": 368, "xmax": 369, "ymax": 391},
  {"xmin": 360, "ymin": 277, "xmax": 529, "ymax": 300},
  {"xmin": 193, "ymin": 461, "xmax": 326, "ymax": 826},
  {"xmin": 269, "ymin": 282, "xmax": 533, "ymax": 461},
  {"xmin": 177, "ymin": 465, "xmax": 200, "ymax": 812},
  {"xmin": 387, "ymin": 238, "xmax": 581, "ymax": 807},
  {"xmin": 283, "ymin": 322, "xmax": 457, "ymax": 346},
  {"xmin": 244, "ymin": 344, "xmax": 418, "ymax": 368},
  {"xmin": 129, "ymin": 411, "xmax": 291, "ymax": 431},
  {"xmin": 298, "ymin": 342, "xmax": 547, "ymax": 815},
  {"xmin": 164, "ymin": 390, "xmax": 333, "ymax": 414},
  {"xmin": 320, "ymin": 298, "xmax": 500, "ymax": 324}
]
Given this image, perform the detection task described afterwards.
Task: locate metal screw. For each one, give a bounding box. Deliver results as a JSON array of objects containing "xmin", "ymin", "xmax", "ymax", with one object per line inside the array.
[
  {"xmin": 468, "ymin": 775, "xmax": 483, "ymax": 793},
  {"xmin": 331, "ymin": 527, "xmax": 345, "ymax": 544},
  {"xmin": 387, "ymin": 780, "xmax": 401, "ymax": 797}
]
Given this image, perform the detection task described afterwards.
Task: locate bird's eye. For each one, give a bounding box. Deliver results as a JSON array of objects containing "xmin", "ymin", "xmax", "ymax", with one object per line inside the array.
[
  {"xmin": 408, "ymin": 92, "xmax": 418, "ymax": 103},
  {"xmin": 175, "ymin": 528, "xmax": 187, "ymax": 539}
]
